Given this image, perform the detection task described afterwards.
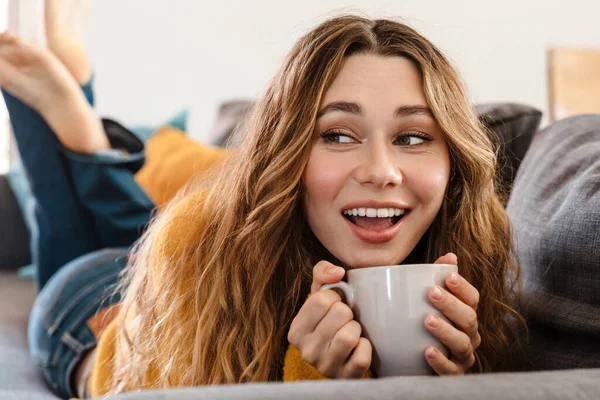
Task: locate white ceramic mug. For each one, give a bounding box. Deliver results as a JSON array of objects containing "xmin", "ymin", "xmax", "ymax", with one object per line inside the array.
[{"xmin": 321, "ymin": 263, "xmax": 457, "ymax": 377}]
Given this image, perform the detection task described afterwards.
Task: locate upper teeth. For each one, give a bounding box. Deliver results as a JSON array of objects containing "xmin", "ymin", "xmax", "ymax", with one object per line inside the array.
[{"xmin": 342, "ymin": 208, "xmax": 405, "ymax": 218}]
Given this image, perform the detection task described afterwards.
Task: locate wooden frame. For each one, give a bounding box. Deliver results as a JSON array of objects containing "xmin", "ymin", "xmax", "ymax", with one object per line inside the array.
[{"xmin": 548, "ymin": 47, "xmax": 600, "ymax": 122}]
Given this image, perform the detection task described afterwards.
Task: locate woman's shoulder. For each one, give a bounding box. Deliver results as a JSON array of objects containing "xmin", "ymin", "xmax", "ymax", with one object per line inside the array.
[
  {"xmin": 151, "ymin": 190, "xmax": 210, "ymax": 261},
  {"xmin": 145, "ymin": 190, "xmax": 211, "ymax": 300}
]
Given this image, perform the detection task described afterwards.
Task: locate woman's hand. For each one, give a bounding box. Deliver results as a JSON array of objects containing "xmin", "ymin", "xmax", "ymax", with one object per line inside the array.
[
  {"xmin": 424, "ymin": 253, "xmax": 481, "ymax": 374},
  {"xmin": 287, "ymin": 261, "xmax": 372, "ymax": 379}
]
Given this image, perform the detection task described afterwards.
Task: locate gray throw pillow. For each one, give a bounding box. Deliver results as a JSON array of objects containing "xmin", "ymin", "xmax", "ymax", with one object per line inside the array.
[
  {"xmin": 475, "ymin": 103, "xmax": 543, "ymax": 198},
  {"xmin": 209, "ymin": 100, "xmax": 255, "ymax": 148},
  {"xmin": 507, "ymin": 114, "xmax": 600, "ymax": 370}
]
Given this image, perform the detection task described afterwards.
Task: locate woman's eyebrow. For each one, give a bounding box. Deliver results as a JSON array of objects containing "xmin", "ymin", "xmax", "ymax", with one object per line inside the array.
[
  {"xmin": 316, "ymin": 102, "xmax": 434, "ymax": 119},
  {"xmin": 395, "ymin": 105, "xmax": 434, "ymax": 119},
  {"xmin": 317, "ymin": 101, "xmax": 361, "ymax": 119}
]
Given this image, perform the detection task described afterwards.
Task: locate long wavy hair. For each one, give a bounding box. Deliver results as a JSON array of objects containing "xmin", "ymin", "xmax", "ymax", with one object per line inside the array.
[{"xmin": 110, "ymin": 15, "xmax": 522, "ymax": 393}]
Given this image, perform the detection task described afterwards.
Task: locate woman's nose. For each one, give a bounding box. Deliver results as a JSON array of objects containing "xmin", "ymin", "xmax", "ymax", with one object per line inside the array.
[{"xmin": 353, "ymin": 141, "xmax": 403, "ymax": 189}]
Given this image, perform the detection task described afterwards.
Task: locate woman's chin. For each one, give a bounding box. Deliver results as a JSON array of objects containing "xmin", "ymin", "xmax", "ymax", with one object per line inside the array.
[{"xmin": 339, "ymin": 254, "xmax": 407, "ymax": 270}]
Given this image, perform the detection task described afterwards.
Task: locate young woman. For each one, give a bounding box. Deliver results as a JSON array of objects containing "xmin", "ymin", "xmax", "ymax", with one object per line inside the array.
[{"xmin": 0, "ymin": 8, "xmax": 522, "ymax": 400}]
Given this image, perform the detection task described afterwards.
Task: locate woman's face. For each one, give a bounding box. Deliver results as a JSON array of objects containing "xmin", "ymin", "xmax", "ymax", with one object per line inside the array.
[{"xmin": 303, "ymin": 54, "xmax": 450, "ymax": 269}]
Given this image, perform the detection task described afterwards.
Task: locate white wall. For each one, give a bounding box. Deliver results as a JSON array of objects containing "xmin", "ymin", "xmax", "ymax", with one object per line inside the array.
[{"xmin": 86, "ymin": 0, "xmax": 600, "ymax": 143}]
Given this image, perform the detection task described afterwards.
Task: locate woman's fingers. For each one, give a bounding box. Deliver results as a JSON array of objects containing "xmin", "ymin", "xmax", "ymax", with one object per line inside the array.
[
  {"xmin": 341, "ymin": 337, "xmax": 373, "ymax": 379},
  {"xmin": 428, "ymin": 285, "xmax": 480, "ymax": 342},
  {"xmin": 288, "ymin": 292, "xmax": 369, "ymax": 378},
  {"xmin": 424, "ymin": 346, "xmax": 464, "ymax": 375},
  {"xmin": 433, "ymin": 252, "xmax": 458, "ymax": 266},
  {"xmin": 288, "ymin": 290, "xmax": 342, "ymax": 344},
  {"xmin": 309, "ymin": 301, "xmax": 356, "ymax": 370},
  {"xmin": 322, "ymin": 319, "xmax": 362, "ymax": 376},
  {"xmin": 311, "ymin": 260, "xmax": 345, "ymax": 294},
  {"xmin": 425, "ymin": 314, "xmax": 475, "ymax": 365},
  {"xmin": 289, "ymin": 260, "xmax": 346, "ymax": 344},
  {"xmin": 444, "ymin": 272, "xmax": 480, "ymax": 311},
  {"xmin": 314, "ymin": 301, "xmax": 355, "ymax": 341},
  {"xmin": 426, "ymin": 269, "xmax": 480, "ymax": 375},
  {"xmin": 289, "ymin": 261, "xmax": 372, "ymax": 379}
]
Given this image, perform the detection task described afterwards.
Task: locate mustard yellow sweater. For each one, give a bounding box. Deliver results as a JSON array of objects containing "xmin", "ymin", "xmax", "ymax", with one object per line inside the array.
[{"xmin": 88, "ymin": 127, "xmax": 335, "ymax": 398}]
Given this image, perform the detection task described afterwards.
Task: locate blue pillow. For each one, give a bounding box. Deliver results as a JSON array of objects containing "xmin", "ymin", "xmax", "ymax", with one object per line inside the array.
[{"xmin": 131, "ymin": 109, "xmax": 189, "ymax": 142}]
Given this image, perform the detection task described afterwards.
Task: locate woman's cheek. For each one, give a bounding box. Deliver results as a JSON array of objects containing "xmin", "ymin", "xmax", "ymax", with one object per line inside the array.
[
  {"xmin": 407, "ymin": 156, "xmax": 450, "ymax": 203},
  {"xmin": 304, "ymin": 151, "xmax": 348, "ymax": 200}
]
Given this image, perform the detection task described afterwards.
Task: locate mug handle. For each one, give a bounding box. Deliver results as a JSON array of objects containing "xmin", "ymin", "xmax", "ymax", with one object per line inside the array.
[{"xmin": 320, "ymin": 282, "xmax": 355, "ymax": 309}]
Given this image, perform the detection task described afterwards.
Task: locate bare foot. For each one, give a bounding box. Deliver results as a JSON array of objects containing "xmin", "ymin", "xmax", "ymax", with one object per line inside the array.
[
  {"xmin": 0, "ymin": 31, "xmax": 109, "ymax": 153},
  {"xmin": 0, "ymin": 31, "xmax": 77, "ymax": 111},
  {"xmin": 45, "ymin": 0, "xmax": 93, "ymax": 84}
]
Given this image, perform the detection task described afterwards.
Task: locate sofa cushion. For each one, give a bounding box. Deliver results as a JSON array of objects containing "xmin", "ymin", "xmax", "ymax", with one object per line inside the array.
[
  {"xmin": 208, "ymin": 100, "xmax": 254, "ymax": 147},
  {"xmin": 110, "ymin": 368, "xmax": 600, "ymax": 400},
  {"xmin": 475, "ymin": 103, "xmax": 543, "ymax": 197},
  {"xmin": 135, "ymin": 126, "xmax": 231, "ymax": 209},
  {"xmin": 0, "ymin": 272, "xmax": 56, "ymax": 398},
  {"xmin": 0, "ymin": 175, "xmax": 31, "ymax": 270},
  {"xmin": 507, "ymin": 114, "xmax": 600, "ymax": 370},
  {"xmin": 131, "ymin": 108, "xmax": 189, "ymax": 142}
]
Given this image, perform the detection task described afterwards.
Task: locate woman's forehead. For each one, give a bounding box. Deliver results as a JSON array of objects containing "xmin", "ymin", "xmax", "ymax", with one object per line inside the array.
[
  {"xmin": 319, "ymin": 54, "xmax": 430, "ymax": 118},
  {"xmin": 320, "ymin": 54, "xmax": 427, "ymax": 109}
]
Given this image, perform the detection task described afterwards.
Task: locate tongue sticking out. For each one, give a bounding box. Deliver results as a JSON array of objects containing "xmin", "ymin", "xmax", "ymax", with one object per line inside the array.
[{"xmin": 353, "ymin": 216, "xmax": 395, "ymax": 231}]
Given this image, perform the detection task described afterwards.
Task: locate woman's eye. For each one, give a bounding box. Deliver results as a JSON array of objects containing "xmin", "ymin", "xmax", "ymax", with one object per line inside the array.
[
  {"xmin": 394, "ymin": 134, "xmax": 430, "ymax": 146},
  {"xmin": 320, "ymin": 131, "xmax": 356, "ymax": 144}
]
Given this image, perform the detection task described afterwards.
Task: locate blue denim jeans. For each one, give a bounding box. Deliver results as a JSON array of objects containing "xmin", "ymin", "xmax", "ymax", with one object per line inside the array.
[{"xmin": 3, "ymin": 81, "xmax": 154, "ymax": 399}]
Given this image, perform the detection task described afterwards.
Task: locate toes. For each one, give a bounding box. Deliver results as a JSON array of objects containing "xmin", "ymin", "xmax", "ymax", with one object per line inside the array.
[
  {"xmin": 0, "ymin": 31, "xmax": 18, "ymax": 45},
  {"xmin": 0, "ymin": 33, "xmax": 40, "ymax": 67},
  {"xmin": 0, "ymin": 57, "xmax": 20, "ymax": 89}
]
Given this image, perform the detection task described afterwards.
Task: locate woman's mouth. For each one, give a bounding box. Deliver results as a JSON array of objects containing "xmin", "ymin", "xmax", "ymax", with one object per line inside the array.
[
  {"xmin": 341, "ymin": 207, "xmax": 409, "ymax": 243},
  {"xmin": 342, "ymin": 207, "xmax": 407, "ymax": 230}
]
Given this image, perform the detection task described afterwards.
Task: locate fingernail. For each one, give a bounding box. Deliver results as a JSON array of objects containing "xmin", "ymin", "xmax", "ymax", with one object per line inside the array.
[
  {"xmin": 431, "ymin": 286, "xmax": 444, "ymax": 301},
  {"xmin": 426, "ymin": 347, "xmax": 437, "ymax": 359},
  {"xmin": 327, "ymin": 266, "xmax": 342, "ymax": 275},
  {"xmin": 449, "ymin": 273, "xmax": 459, "ymax": 286},
  {"xmin": 427, "ymin": 315, "xmax": 440, "ymax": 328}
]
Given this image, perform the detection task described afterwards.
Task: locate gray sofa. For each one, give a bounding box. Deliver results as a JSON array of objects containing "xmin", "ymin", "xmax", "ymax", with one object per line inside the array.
[
  {"xmin": 2, "ymin": 110, "xmax": 600, "ymax": 399},
  {"xmin": 2, "ymin": 273, "xmax": 600, "ymax": 400}
]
